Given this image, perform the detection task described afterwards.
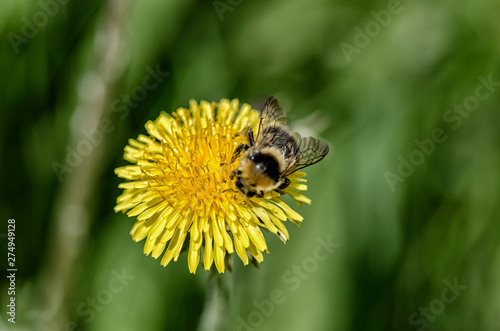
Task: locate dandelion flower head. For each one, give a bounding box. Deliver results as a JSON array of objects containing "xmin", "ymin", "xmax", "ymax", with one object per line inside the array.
[{"xmin": 114, "ymin": 99, "xmax": 311, "ymax": 273}]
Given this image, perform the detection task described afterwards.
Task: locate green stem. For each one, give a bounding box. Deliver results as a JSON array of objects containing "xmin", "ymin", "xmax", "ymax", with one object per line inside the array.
[
  {"xmin": 197, "ymin": 269, "xmax": 232, "ymax": 331},
  {"xmin": 34, "ymin": 1, "xmax": 129, "ymax": 330}
]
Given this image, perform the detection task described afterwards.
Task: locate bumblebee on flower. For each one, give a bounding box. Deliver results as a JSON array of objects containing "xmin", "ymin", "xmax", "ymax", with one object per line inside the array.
[{"xmin": 114, "ymin": 97, "xmax": 329, "ymax": 273}]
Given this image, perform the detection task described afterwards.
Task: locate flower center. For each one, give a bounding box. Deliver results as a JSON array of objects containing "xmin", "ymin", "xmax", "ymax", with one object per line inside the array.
[{"xmin": 141, "ymin": 120, "xmax": 247, "ymax": 215}]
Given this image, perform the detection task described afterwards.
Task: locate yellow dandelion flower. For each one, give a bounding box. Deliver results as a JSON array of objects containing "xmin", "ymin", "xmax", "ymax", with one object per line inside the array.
[{"xmin": 114, "ymin": 98, "xmax": 312, "ymax": 273}]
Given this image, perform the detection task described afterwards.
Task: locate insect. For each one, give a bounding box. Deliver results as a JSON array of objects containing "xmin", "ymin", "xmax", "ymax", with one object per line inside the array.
[{"xmin": 230, "ymin": 96, "xmax": 330, "ymax": 198}]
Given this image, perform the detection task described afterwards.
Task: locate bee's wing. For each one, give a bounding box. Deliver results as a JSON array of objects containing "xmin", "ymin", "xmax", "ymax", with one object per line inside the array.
[
  {"xmin": 282, "ymin": 134, "xmax": 330, "ymax": 176},
  {"xmin": 256, "ymin": 97, "xmax": 287, "ymax": 137},
  {"xmin": 251, "ymin": 97, "xmax": 288, "ymax": 151}
]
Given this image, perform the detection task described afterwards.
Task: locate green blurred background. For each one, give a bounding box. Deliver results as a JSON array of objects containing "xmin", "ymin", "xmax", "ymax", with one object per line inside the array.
[{"xmin": 1, "ymin": 0, "xmax": 499, "ymax": 330}]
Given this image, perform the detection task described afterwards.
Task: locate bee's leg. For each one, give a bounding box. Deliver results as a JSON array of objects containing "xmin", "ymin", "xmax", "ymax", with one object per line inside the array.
[
  {"xmin": 256, "ymin": 190, "xmax": 264, "ymax": 198},
  {"xmin": 229, "ymin": 144, "xmax": 249, "ymax": 164},
  {"xmin": 230, "ymin": 169, "xmax": 241, "ymax": 180},
  {"xmin": 278, "ymin": 178, "xmax": 290, "ymax": 190},
  {"xmin": 247, "ymin": 127, "xmax": 255, "ymax": 146}
]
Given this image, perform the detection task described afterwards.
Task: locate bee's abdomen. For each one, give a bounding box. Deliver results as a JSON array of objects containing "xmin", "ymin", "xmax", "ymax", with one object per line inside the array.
[{"xmin": 262, "ymin": 126, "xmax": 300, "ymax": 159}]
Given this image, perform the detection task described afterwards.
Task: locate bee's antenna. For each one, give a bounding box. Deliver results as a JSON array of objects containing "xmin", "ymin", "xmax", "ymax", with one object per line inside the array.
[{"xmin": 222, "ymin": 188, "xmax": 237, "ymax": 193}]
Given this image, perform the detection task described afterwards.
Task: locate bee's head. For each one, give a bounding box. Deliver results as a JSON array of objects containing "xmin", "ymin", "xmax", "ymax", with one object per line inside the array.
[
  {"xmin": 235, "ymin": 174, "xmax": 259, "ymax": 198},
  {"xmin": 233, "ymin": 154, "xmax": 279, "ymax": 198},
  {"xmin": 233, "ymin": 171, "xmax": 266, "ymax": 198}
]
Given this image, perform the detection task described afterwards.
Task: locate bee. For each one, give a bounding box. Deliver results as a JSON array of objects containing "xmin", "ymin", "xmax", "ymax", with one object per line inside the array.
[{"xmin": 230, "ymin": 96, "xmax": 330, "ymax": 198}]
